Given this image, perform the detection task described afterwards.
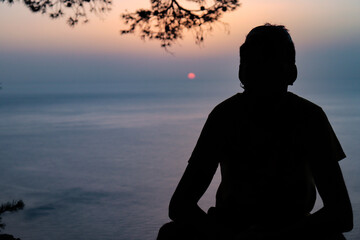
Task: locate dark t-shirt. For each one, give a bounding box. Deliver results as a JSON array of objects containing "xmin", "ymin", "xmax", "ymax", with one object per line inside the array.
[{"xmin": 188, "ymin": 92, "xmax": 345, "ymax": 225}]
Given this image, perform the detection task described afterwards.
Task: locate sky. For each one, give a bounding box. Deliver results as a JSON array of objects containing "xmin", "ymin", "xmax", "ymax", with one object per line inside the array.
[
  {"xmin": 1, "ymin": 2, "xmax": 360, "ymax": 239},
  {"xmin": 0, "ymin": 0, "xmax": 360, "ymax": 94}
]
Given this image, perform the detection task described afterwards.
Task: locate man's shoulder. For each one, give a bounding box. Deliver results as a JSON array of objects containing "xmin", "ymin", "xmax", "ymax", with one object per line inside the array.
[
  {"xmin": 210, "ymin": 93, "xmax": 242, "ymax": 115},
  {"xmin": 287, "ymin": 92, "xmax": 324, "ymax": 115},
  {"xmin": 212, "ymin": 92, "xmax": 323, "ymax": 109},
  {"xmin": 209, "ymin": 92, "xmax": 326, "ymax": 118}
]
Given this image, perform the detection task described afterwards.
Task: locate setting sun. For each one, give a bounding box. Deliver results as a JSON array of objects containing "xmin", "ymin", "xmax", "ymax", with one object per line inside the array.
[{"xmin": 187, "ymin": 72, "xmax": 196, "ymax": 79}]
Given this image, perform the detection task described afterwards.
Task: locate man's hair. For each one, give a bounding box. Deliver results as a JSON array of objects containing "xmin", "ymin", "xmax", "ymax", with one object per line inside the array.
[{"xmin": 240, "ymin": 23, "xmax": 296, "ymax": 64}]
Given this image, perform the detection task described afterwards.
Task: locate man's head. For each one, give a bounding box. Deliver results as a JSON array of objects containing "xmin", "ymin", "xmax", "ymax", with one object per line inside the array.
[{"xmin": 239, "ymin": 23, "xmax": 297, "ymax": 94}]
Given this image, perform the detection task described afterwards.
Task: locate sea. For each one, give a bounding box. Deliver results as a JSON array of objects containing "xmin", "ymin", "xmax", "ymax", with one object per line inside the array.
[{"xmin": 0, "ymin": 81, "xmax": 359, "ymax": 240}]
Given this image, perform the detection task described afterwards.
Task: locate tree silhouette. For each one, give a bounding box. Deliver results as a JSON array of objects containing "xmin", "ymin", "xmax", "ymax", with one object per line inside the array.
[
  {"xmin": 121, "ymin": 0, "xmax": 240, "ymax": 49},
  {"xmin": 0, "ymin": 200, "xmax": 24, "ymax": 240},
  {"xmin": 1, "ymin": 0, "xmax": 241, "ymax": 48},
  {"xmin": 1, "ymin": 0, "xmax": 111, "ymax": 26}
]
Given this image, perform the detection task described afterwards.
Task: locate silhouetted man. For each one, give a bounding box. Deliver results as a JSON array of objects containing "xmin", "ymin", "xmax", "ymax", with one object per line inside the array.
[{"xmin": 157, "ymin": 24, "xmax": 353, "ymax": 240}]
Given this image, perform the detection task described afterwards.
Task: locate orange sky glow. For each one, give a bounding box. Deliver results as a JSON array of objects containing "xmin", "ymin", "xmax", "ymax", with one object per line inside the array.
[{"xmin": 0, "ymin": 0, "xmax": 359, "ymax": 58}]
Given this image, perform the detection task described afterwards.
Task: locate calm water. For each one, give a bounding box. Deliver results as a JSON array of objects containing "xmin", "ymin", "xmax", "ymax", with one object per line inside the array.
[{"xmin": 0, "ymin": 82, "xmax": 359, "ymax": 240}]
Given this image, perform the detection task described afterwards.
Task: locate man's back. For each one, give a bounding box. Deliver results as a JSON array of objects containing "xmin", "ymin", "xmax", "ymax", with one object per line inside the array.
[{"xmin": 199, "ymin": 92, "xmax": 345, "ymax": 227}]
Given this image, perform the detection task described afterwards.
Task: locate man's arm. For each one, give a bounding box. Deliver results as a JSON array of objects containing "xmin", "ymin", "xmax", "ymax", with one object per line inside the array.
[
  {"xmin": 242, "ymin": 108, "xmax": 353, "ymax": 239},
  {"xmin": 272, "ymin": 159, "xmax": 353, "ymax": 240},
  {"xmin": 168, "ymin": 109, "xmax": 222, "ymax": 229},
  {"xmin": 304, "ymin": 159, "xmax": 353, "ymax": 233},
  {"xmin": 295, "ymin": 108, "xmax": 353, "ymax": 234},
  {"xmin": 236, "ymin": 160, "xmax": 353, "ymax": 240},
  {"xmin": 169, "ymin": 160, "xmax": 218, "ymax": 226},
  {"xmin": 302, "ymin": 109, "xmax": 353, "ymax": 234}
]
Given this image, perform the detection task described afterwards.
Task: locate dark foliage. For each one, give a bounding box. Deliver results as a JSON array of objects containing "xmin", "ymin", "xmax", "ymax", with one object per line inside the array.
[
  {"xmin": 0, "ymin": 0, "xmax": 111, "ymax": 26},
  {"xmin": 1, "ymin": 0, "xmax": 240, "ymax": 48},
  {"xmin": 121, "ymin": 0, "xmax": 240, "ymax": 49},
  {"xmin": 0, "ymin": 200, "xmax": 25, "ymax": 231},
  {"xmin": 0, "ymin": 234, "xmax": 21, "ymax": 240}
]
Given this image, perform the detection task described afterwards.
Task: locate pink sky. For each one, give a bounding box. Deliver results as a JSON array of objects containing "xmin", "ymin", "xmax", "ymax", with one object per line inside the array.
[{"xmin": 0, "ymin": 0, "xmax": 359, "ymax": 58}]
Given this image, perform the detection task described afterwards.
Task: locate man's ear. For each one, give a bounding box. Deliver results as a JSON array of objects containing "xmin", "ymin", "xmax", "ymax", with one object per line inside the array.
[{"xmin": 287, "ymin": 64, "xmax": 297, "ymax": 86}]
